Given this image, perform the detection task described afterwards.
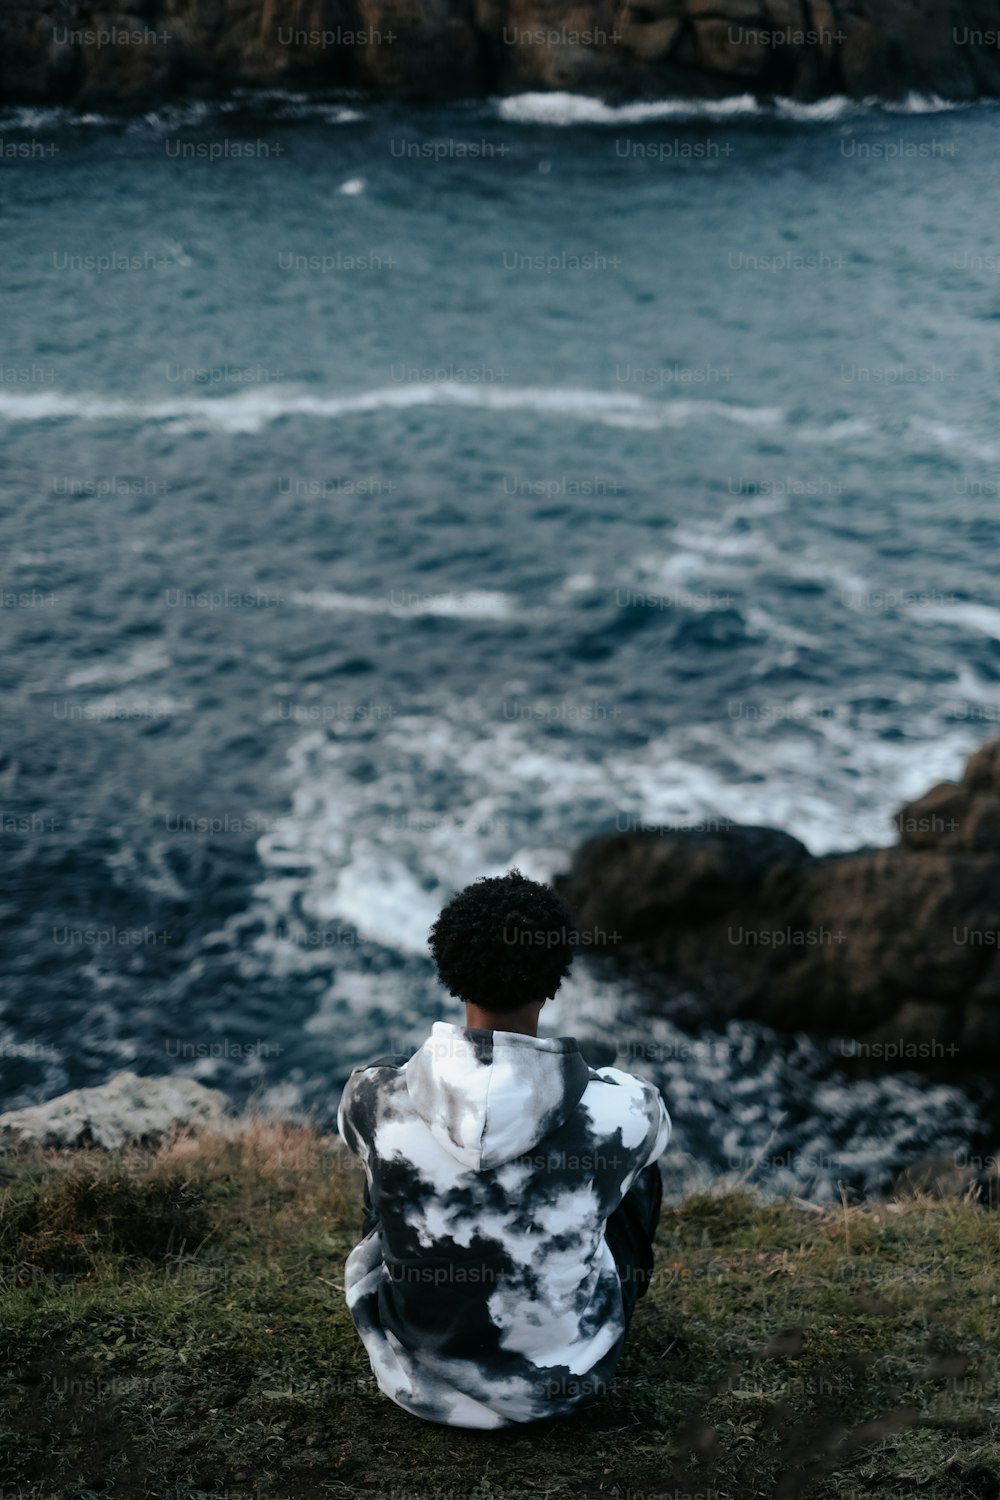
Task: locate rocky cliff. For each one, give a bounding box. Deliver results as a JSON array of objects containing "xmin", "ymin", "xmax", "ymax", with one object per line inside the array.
[
  {"xmin": 3, "ymin": 0, "xmax": 1000, "ymax": 108},
  {"xmin": 556, "ymin": 739, "xmax": 1000, "ymax": 1070}
]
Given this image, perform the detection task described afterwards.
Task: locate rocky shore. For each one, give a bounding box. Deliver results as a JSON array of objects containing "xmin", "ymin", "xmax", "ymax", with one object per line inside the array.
[
  {"xmin": 3, "ymin": 744, "xmax": 1000, "ymax": 1205},
  {"xmin": 556, "ymin": 739, "xmax": 1000, "ymax": 1072},
  {"xmin": 3, "ymin": 0, "xmax": 1000, "ymax": 109}
]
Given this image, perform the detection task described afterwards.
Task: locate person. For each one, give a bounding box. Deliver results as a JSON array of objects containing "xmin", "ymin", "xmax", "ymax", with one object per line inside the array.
[{"xmin": 336, "ymin": 868, "xmax": 670, "ymax": 1429}]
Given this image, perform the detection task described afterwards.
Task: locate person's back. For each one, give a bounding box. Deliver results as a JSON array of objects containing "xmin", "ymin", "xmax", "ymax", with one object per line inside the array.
[{"xmin": 337, "ymin": 869, "xmax": 671, "ymax": 1429}]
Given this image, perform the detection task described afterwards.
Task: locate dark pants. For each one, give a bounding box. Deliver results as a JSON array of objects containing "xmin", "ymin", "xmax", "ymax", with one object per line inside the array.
[
  {"xmin": 604, "ymin": 1162, "xmax": 663, "ymax": 1330},
  {"xmin": 360, "ymin": 1163, "xmax": 662, "ymax": 1333}
]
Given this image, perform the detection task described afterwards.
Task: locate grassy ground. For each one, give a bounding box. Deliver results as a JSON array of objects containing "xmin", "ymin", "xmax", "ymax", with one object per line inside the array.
[{"xmin": 1, "ymin": 1120, "xmax": 999, "ymax": 1500}]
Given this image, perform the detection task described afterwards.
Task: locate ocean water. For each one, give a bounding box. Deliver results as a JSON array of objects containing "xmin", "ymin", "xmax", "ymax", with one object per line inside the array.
[{"xmin": 2, "ymin": 90, "xmax": 999, "ymax": 1198}]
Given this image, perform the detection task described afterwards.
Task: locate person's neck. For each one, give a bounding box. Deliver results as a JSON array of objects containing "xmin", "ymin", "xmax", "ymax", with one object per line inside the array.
[{"xmin": 464, "ymin": 1000, "xmax": 542, "ymax": 1037}]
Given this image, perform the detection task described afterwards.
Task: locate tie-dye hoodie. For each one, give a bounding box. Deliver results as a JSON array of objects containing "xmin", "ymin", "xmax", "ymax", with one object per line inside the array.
[{"xmin": 336, "ymin": 1020, "xmax": 671, "ymax": 1429}]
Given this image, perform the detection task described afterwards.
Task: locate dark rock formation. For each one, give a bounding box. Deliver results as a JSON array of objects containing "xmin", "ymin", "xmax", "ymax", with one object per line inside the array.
[
  {"xmin": 3, "ymin": 0, "xmax": 1000, "ymax": 108},
  {"xmin": 556, "ymin": 740, "xmax": 1000, "ymax": 1069},
  {"xmin": 893, "ymin": 1148, "xmax": 1000, "ymax": 1206}
]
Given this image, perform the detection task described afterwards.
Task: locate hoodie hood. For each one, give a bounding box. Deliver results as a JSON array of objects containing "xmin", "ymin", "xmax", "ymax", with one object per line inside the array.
[{"xmin": 404, "ymin": 1021, "xmax": 592, "ymax": 1171}]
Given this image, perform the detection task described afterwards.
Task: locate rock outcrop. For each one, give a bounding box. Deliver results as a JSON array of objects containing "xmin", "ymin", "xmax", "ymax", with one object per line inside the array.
[
  {"xmin": 893, "ymin": 1148, "xmax": 1000, "ymax": 1206},
  {"xmin": 0, "ymin": 1069, "xmax": 231, "ymax": 1149},
  {"xmin": 2, "ymin": 0, "xmax": 1000, "ymax": 108},
  {"xmin": 556, "ymin": 740, "xmax": 1000, "ymax": 1070}
]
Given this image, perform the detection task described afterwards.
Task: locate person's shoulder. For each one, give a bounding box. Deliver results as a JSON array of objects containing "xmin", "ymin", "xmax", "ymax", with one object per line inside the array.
[
  {"xmin": 585, "ymin": 1065, "xmax": 669, "ymax": 1128},
  {"xmin": 588, "ymin": 1064, "xmax": 663, "ymax": 1099},
  {"xmin": 338, "ymin": 1054, "xmax": 410, "ymax": 1115},
  {"xmin": 352, "ymin": 1053, "xmax": 411, "ymax": 1072},
  {"xmin": 583, "ymin": 1066, "xmax": 671, "ymax": 1165},
  {"xmin": 337, "ymin": 1054, "xmax": 410, "ymax": 1153}
]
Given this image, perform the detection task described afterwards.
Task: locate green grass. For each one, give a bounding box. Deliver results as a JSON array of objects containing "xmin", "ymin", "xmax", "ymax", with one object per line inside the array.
[{"xmin": 1, "ymin": 1120, "xmax": 999, "ymax": 1500}]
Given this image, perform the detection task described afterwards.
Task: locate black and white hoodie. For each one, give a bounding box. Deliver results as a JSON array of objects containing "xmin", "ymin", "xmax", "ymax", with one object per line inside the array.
[{"xmin": 336, "ymin": 1020, "xmax": 671, "ymax": 1429}]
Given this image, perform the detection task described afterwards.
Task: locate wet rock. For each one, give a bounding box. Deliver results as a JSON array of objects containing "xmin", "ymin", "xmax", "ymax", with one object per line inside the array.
[
  {"xmin": 2, "ymin": 0, "xmax": 1000, "ymax": 107},
  {"xmin": 897, "ymin": 741, "xmax": 1000, "ymax": 853},
  {"xmin": 557, "ymin": 741, "xmax": 1000, "ymax": 1070}
]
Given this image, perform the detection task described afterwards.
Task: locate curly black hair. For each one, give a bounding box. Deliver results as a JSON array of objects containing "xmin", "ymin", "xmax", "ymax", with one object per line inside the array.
[{"xmin": 428, "ymin": 869, "xmax": 575, "ymax": 1012}]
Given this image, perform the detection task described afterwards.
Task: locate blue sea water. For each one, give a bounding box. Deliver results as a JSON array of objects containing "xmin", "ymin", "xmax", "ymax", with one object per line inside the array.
[{"xmin": 2, "ymin": 89, "xmax": 999, "ymax": 1197}]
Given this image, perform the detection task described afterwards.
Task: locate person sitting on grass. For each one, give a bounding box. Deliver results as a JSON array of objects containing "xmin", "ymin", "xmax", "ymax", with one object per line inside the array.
[{"xmin": 336, "ymin": 868, "xmax": 671, "ymax": 1429}]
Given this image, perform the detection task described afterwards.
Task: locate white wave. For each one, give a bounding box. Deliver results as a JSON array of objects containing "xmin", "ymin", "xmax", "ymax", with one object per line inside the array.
[
  {"xmin": 65, "ymin": 643, "xmax": 171, "ymax": 688},
  {"xmin": 71, "ymin": 693, "xmax": 192, "ymax": 719},
  {"xmin": 0, "ymin": 383, "xmax": 785, "ymax": 435},
  {"xmin": 0, "ymin": 106, "xmax": 115, "ymax": 129},
  {"xmin": 745, "ymin": 607, "xmax": 825, "ymax": 649},
  {"xmin": 777, "ymin": 91, "xmax": 966, "ymax": 122},
  {"xmin": 634, "ymin": 524, "xmax": 872, "ymax": 612},
  {"xmin": 910, "ymin": 601, "xmax": 1000, "ymax": 639},
  {"xmin": 882, "ymin": 91, "xmax": 970, "ymax": 114},
  {"xmin": 302, "ymin": 970, "xmax": 434, "ymax": 1051},
  {"xmin": 158, "ymin": 237, "xmax": 193, "ymax": 268},
  {"xmin": 290, "ymin": 587, "xmax": 526, "ymax": 620},
  {"xmin": 496, "ymin": 90, "xmax": 972, "ymax": 128},
  {"xmin": 615, "ymin": 724, "xmax": 982, "ymax": 855},
  {"xmin": 670, "ymin": 522, "xmax": 777, "ymax": 560},
  {"xmin": 338, "ymin": 176, "xmax": 366, "ymax": 195},
  {"xmin": 267, "ymin": 101, "xmax": 363, "ymax": 124},
  {"xmin": 772, "ymin": 95, "xmax": 857, "ymax": 122},
  {"xmin": 909, "ymin": 417, "xmax": 1000, "ymax": 464},
  {"xmin": 1, "ymin": 90, "xmax": 362, "ymax": 136},
  {"xmin": 646, "ymin": 548, "xmax": 735, "ymax": 586},
  {"xmin": 0, "ymin": 89, "xmax": 976, "ymax": 139},
  {"xmin": 132, "ymin": 99, "xmax": 215, "ymax": 133},
  {"xmin": 661, "ymin": 398, "xmax": 784, "ymax": 428},
  {"xmin": 325, "ymin": 854, "xmax": 442, "ymax": 955},
  {"xmin": 126, "ymin": 93, "xmax": 362, "ymax": 131},
  {"xmin": 241, "ymin": 700, "xmax": 984, "ymax": 977},
  {"xmin": 498, "ymin": 90, "xmax": 763, "ymax": 126}
]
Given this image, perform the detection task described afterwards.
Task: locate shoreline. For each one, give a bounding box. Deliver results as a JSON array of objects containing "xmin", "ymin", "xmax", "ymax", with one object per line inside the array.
[{"xmin": 4, "ymin": 0, "xmax": 1000, "ymax": 112}]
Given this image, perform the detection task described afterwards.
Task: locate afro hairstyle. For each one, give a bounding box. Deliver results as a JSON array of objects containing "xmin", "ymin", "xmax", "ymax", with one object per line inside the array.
[{"xmin": 428, "ymin": 868, "xmax": 575, "ymax": 1013}]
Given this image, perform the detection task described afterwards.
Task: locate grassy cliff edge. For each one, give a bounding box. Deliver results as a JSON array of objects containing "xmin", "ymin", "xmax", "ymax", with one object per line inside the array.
[{"xmin": 2, "ymin": 1120, "xmax": 999, "ymax": 1500}]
